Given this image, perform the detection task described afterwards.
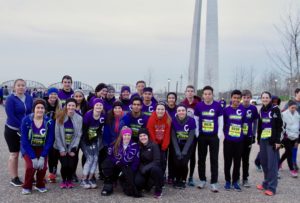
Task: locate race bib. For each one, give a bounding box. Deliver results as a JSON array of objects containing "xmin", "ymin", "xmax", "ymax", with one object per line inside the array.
[
  {"xmin": 229, "ymin": 124, "xmax": 241, "ymax": 137},
  {"xmin": 31, "ymin": 134, "xmax": 46, "ymax": 146},
  {"xmin": 202, "ymin": 119, "xmax": 214, "ymax": 132},
  {"xmin": 261, "ymin": 128, "xmax": 271, "ymax": 139},
  {"xmin": 242, "ymin": 123, "xmax": 249, "ymax": 135},
  {"xmin": 88, "ymin": 128, "xmax": 98, "ymax": 140}
]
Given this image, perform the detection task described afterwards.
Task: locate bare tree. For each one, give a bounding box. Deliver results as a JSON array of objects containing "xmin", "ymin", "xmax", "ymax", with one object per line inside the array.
[{"xmin": 267, "ymin": 10, "xmax": 300, "ymax": 84}]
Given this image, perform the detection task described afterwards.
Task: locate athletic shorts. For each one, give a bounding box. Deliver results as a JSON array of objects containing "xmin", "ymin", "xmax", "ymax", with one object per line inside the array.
[{"xmin": 4, "ymin": 125, "xmax": 21, "ymax": 152}]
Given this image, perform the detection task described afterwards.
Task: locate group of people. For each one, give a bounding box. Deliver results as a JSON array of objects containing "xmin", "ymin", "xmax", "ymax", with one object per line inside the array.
[{"xmin": 3, "ymin": 75, "xmax": 300, "ymax": 198}]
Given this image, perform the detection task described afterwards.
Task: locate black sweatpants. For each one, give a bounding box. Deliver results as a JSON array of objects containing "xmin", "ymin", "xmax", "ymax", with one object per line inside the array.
[
  {"xmin": 60, "ymin": 154, "xmax": 77, "ymax": 181},
  {"xmin": 167, "ymin": 144, "xmax": 175, "ymax": 180},
  {"xmin": 135, "ymin": 166, "xmax": 163, "ymax": 193},
  {"xmin": 223, "ymin": 139, "xmax": 243, "ymax": 183},
  {"xmin": 48, "ymin": 147, "xmax": 60, "ymax": 174},
  {"xmin": 173, "ymin": 145, "xmax": 193, "ymax": 182},
  {"xmin": 241, "ymin": 137, "xmax": 252, "ymax": 181},
  {"xmin": 102, "ymin": 158, "xmax": 139, "ymax": 196},
  {"xmin": 189, "ymin": 138, "xmax": 197, "ymax": 179},
  {"xmin": 279, "ymin": 138, "xmax": 297, "ymax": 171},
  {"xmin": 198, "ymin": 135, "xmax": 219, "ymax": 184}
]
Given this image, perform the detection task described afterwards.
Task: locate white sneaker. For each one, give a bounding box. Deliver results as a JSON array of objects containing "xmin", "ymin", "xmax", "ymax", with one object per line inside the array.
[
  {"xmin": 197, "ymin": 180, "xmax": 206, "ymax": 189},
  {"xmin": 34, "ymin": 186, "xmax": 48, "ymax": 193},
  {"xmin": 89, "ymin": 179, "xmax": 97, "ymax": 189},
  {"xmin": 210, "ymin": 183, "xmax": 219, "ymax": 193},
  {"xmin": 21, "ymin": 188, "xmax": 32, "ymax": 195},
  {"xmin": 82, "ymin": 179, "xmax": 91, "ymax": 189}
]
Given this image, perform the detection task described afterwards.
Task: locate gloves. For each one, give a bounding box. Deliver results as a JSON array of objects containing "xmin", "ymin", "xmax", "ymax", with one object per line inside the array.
[
  {"xmin": 37, "ymin": 157, "xmax": 45, "ymax": 170},
  {"xmin": 32, "ymin": 158, "xmax": 39, "ymax": 169}
]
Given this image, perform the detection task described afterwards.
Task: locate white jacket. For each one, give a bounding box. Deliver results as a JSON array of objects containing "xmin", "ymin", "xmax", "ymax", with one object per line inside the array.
[{"xmin": 282, "ymin": 110, "xmax": 300, "ymax": 140}]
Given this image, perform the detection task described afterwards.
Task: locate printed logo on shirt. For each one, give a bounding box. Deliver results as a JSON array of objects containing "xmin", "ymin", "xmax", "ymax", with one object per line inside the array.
[
  {"xmin": 202, "ymin": 109, "xmax": 215, "ymax": 117},
  {"xmin": 99, "ymin": 117, "xmax": 105, "ymax": 124},
  {"xmin": 40, "ymin": 128, "xmax": 46, "ymax": 136},
  {"xmin": 137, "ymin": 118, "xmax": 144, "ymax": 125},
  {"xmin": 236, "ymin": 109, "xmax": 242, "ymax": 116},
  {"xmin": 184, "ymin": 124, "xmax": 189, "ymax": 132},
  {"xmin": 246, "ymin": 110, "xmax": 252, "ymax": 119}
]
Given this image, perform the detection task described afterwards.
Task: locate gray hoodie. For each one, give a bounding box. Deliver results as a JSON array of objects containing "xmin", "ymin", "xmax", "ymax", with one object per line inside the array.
[{"xmin": 54, "ymin": 113, "xmax": 83, "ymax": 152}]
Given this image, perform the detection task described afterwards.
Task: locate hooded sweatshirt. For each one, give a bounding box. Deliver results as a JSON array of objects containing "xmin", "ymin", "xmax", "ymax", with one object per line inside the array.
[{"xmin": 146, "ymin": 111, "xmax": 171, "ymax": 151}]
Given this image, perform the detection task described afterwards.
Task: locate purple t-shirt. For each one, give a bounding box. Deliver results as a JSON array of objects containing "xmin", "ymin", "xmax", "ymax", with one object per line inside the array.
[
  {"xmin": 142, "ymin": 102, "xmax": 156, "ymax": 117},
  {"xmin": 166, "ymin": 105, "xmax": 177, "ymax": 121},
  {"xmin": 83, "ymin": 110, "xmax": 106, "ymax": 141},
  {"xmin": 240, "ymin": 104, "xmax": 259, "ymax": 138},
  {"xmin": 64, "ymin": 118, "xmax": 74, "ymax": 145},
  {"xmin": 31, "ymin": 122, "xmax": 46, "ymax": 147},
  {"xmin": 195, "ymin": 101, "xmax": 223, "ymax": 136},
  {"xmin": 260, "ymin": 107, "xmax": 273, "ymax": 140},
  {"xmin": 121, "ymin": 112, "xmax": 149, "ymax": 138},
  {"xmin": 58, "ymin": 89, "xmax": 74, "ymax": 107},
  {"xmin": 220, "ymin": 100, "xmax": 226, "ymax": 109},
  {"xmin": 223, "ymin": 105, "xmax": 246, "ymax": 142},
  {"xmin": 172, "ymin": 116, "xmax": 196, "ymax": 146}
]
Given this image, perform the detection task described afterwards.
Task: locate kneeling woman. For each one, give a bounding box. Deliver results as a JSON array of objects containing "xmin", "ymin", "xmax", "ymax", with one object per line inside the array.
[
  {"xmin": 135, "ymin": 128, "xmax": 163, "ymax": 198},
  {"xmin": 101, "ymin": 127, "xmax": 140, "ymax": 197},
  {"xmin": 171, "ymin": 104, "xmax": 196, "ymax": 189},
  {"xmin": 21, "ymin": 99, "xmax": 55, "ymax": 195}
]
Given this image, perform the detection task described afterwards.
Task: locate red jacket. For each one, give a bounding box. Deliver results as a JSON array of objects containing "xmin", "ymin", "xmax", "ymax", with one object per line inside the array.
[{"xmin": 147, "ymin": 112, "xmax": 171, "ymax": 151}]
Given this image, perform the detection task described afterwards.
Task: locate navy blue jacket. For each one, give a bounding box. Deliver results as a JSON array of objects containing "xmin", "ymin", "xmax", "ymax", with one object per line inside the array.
[{"xmin": 21, "ymin": 114, "xmax": 55, "ymax": 159}]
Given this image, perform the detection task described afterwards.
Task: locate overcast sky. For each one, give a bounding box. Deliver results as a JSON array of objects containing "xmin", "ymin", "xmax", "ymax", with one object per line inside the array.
[{"xmin": 0, "ymin": 0, "xmax": 299, "ymax": 92}]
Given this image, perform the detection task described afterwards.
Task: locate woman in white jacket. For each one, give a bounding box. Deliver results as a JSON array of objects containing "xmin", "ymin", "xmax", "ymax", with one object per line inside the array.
[{"xmin": 279, "ymin": 100, "xmax": 300, "ymax": 177}]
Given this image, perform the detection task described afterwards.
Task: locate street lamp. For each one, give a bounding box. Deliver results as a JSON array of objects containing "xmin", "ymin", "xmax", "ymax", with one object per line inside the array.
[
  {"xmin": 274, "ymin": 79, "xmax": 278, "ymax": 95},
  {"xmin": 167, "ymin": 78, "xmax": 171, "ymax": 92}
]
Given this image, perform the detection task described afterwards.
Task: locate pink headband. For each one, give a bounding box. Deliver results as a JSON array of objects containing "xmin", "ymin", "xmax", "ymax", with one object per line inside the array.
[{"xmin": 121, "ymin": 128, "xmax": 132, "ymax": 136}]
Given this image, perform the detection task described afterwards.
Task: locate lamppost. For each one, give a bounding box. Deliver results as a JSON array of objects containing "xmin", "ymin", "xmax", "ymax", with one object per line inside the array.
[
  {"xmin": 274, "ymin": 79, "xmax": 278, "ymax": 95},
  {"xmin": 167, "ymin": 78, "xmax": 171, "ymax": 92},
  {"xmin": 288, "ymin": 80, "xmax": 291, "ymax": 98}
]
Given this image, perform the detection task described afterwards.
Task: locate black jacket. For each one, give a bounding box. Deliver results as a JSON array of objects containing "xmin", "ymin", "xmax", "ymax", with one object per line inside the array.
[
  {"xmin": 139, "ymin": 141, "xmax": 161, "ymax": 174},
  {"xmin": 257, "ymin": 103, "xmax": 283, "ymax": 145}
]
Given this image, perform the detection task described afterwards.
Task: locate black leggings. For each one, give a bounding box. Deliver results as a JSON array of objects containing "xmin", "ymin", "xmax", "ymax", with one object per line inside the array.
[
  {"xmin": 48, "ymin": 147, "xmax": 60, "ymax": 174},
  {"xmin": 60, "ymin": 154, "xmax": 77, "ymax": 181},
  {"xmin": 173, "ymin": 145, "xmax": 192, "ymax": 182},
  {"xmin": 189, "ymin": 140, "xmax": 197, "ymax": 179},
  {"xmin": 102, "ymin": 158, "xmax": 139, "ymax": 196},
  {"xmin": 135, "ymin": 166, "xmax": 163, "ymax": 193},
  {"xmin": 279, "ymin": 138, "xmax": 297, "ymax": 170}
]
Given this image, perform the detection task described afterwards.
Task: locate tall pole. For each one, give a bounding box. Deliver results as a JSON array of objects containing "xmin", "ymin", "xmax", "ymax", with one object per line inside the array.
[
  {"xmin": 188, "ymin": 0, "xmax": 203, "ymax": 90},
  {"xmin": 204, "ymin": 0, "xmax": 219, "ymax": 98}
]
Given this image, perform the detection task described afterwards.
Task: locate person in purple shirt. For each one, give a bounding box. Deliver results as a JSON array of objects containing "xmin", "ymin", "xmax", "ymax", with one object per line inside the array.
[
  {"xmin": 240, "ymin": 90, "xmax": 259, "ymax": 187},
  {"xmin": 119, "ymin": 86, "xmax": 131, "ymax": 114},
  {"xmin": 171, "ymin": 104, "xmax": 196, "ymax": 189},
  {"xmin": 58, "ymin": 75, "xmax": 74, "ymax": 107},
  {"xmin": 101, "ymin": 127, "xmax": 140, "ymax": 197},
  {"xmin": 131, "ymin": 80, "xmax": 157, "ymax": 104},
  {"xmin": 166, "ymin": 92, "xmax": 177, "ymax": 184},
  {"xmin": 223, "ymin": 90, "xmax": 246, "ymax": 191},
  {"xmin": 166, "ymin": 92, "xmax": 177, "ymax": 120},
  {"xmin": 80, "ymin": 98, "xmax": 106, "ymax": 189},
  {"xmin": 87, "ymin": 83, "xmax": 108, "ymax": 109},
  {"xmin": 219, "ymin": 98, "xmax": 227, "ymax": 109},
  {"xmin": 194, "ymin": 86, "xmax": 223, "ymax": 192},
  {"xmin": 141, "ymin": 87, "xmax": 157, "ymax": 117},
  {"xmin": 120, "ymin": 97, "xmax": 149, "ymax": 142},
  {"xmin": 104, "ymin": 85, "xmax": 116, "ymax": 112}
]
